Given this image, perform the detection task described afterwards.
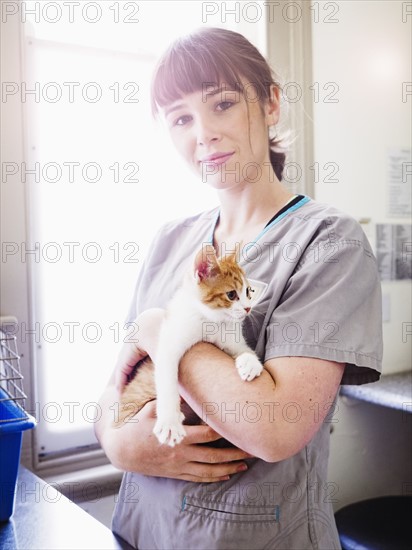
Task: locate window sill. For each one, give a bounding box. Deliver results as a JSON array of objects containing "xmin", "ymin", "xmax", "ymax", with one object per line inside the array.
[{"xmin": 42, "ymin": 463, "xmax": 123, "ymax": 502}]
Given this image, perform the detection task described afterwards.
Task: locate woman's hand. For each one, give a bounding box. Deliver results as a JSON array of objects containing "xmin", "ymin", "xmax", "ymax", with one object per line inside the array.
[
  {"xmin": 114, "ymin": 340, "xmax": 147, "ymax": 393},
  {"xmin": 100, "ymin": 400, "xmax": 252, "ymax": 483},
  {"xmin": 114, "ymin": 308, "xmax": 166, "ymax": 392}
]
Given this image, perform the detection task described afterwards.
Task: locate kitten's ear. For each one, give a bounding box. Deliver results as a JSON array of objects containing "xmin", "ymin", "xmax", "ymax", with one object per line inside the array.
[
  {"xmin": 222, "ymin": 242, "xmax": 241, "ymax": 265},
  {"xmin": 194, "ymin": 245, "xmax": 220, "ymax": 282}
]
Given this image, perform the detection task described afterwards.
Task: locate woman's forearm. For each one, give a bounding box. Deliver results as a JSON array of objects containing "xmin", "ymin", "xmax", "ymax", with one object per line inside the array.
[
  {"xmin": 178, "ymin": 342, "xmax": 339, "ymax": 462},
  {"xmin": 94, "ymin": 375, "xmax": 134, "ymax": 470},
  {"xmin": 177, "ymin": 342, "xmax": 282, "ymax": 460}
]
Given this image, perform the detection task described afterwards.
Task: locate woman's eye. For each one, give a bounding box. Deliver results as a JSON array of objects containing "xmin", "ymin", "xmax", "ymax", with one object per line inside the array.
[
  {"xmin": 226, "ymin": 290, "xmax": 238, "ymax": 301},
  {"xmin": 174, "ymin": 115, "xmax": 192, "ymax": 126},
  {"xmin": 216, "ymin": 101, "xmax": 234, "ymax": 111}
]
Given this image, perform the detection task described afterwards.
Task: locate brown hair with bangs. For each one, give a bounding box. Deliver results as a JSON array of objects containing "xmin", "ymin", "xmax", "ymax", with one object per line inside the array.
[{"xmin": 150, "ymin": 27, "xmax": 286, "ymax": 181}]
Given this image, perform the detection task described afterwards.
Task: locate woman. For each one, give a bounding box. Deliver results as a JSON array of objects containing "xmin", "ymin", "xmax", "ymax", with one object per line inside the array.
[{"xmin": 95, "ymin": 27, "xmax": 382, "ymax": 549}]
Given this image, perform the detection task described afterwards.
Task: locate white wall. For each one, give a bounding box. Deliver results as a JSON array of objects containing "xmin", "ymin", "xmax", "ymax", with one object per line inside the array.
[
  {"xmin": 310, "ymin": 0, "xmax": 411, "ymax": 510},
  {"xmin": 0, "ymin": 3, "xmax": 36, "ymax": 465},
  {"xmin": 312, "ymin": 0, "xmax": 411, "ymax": 373}
]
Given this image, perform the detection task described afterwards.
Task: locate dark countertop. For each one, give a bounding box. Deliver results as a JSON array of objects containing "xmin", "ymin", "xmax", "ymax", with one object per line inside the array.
[
  {"xmin": 340, "ymin": 370, "xmax": 412, "ymax": 412},
  {"xmin": 0, "ymin": 466, "xmax": 134, "ymax": 550}
]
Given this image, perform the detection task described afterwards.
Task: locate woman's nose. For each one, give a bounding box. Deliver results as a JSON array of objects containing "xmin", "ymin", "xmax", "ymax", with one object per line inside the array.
[{"xmin": 196, "ymin": 118, "xmax": 220, "ymax": 146}]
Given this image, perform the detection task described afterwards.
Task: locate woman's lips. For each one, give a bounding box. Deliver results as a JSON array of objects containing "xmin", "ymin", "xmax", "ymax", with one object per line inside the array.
[{"xmin": 199, "ymin": 152, "xmax": 234, "ymax": 166}]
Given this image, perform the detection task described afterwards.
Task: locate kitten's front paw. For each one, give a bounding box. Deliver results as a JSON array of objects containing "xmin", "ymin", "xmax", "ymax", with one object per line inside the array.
[
  {"xmin": 153, "ymin": 411, "xmax": 186, "ymax": 447},
  {"xmin": 236, "ymin": 353, "xmax": 263, "ymax": 381}
]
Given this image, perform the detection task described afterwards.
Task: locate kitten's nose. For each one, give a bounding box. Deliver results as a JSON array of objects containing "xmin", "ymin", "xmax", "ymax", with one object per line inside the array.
[{"xmin": 244, "ymin": 307, "xmax": 251, "ymax": 314}]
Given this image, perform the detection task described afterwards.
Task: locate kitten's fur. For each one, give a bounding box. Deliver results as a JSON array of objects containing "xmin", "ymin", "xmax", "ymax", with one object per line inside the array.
[{"xmin": 115, "ymin": 244, "xmax": 264, "ymax": 446}]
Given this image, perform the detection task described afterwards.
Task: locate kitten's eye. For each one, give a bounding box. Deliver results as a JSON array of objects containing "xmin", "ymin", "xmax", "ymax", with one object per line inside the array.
[
  {"xmin": 246, "ymin": 286, "xmax": 255, "ymax": 300},
  {"xmin": 226, "ymin": 290, "xmax": 238, "ymax": 301}
]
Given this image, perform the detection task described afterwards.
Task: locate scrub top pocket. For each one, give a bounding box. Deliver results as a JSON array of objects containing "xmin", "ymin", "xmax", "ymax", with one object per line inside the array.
[
  {"xmin": 181, "ymin": 494, "xmax": 281, "ymax": 524},
  {"xmin": 177, "ymin": 495, "xmax": 283, "ymax": 550}
]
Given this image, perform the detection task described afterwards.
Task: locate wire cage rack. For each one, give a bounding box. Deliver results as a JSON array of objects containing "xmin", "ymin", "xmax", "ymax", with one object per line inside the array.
[
  {"xmin": 0, "ymin": 324, "xmax": 36, "ymax": 522},
  {"xmin": 0, "ymin": 329, "xmax": 29, "ymax": 423}
]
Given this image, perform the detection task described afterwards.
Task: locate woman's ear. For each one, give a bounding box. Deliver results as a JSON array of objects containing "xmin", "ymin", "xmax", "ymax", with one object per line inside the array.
[{"xmin": 265, "ymin": 84, "xmax": 280, "ymax": 127}]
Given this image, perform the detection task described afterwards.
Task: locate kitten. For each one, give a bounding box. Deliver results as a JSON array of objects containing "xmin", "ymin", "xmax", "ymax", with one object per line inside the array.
[{"xmin": 115, "ymin": 244, "xmax": 264, "ymax": 446}]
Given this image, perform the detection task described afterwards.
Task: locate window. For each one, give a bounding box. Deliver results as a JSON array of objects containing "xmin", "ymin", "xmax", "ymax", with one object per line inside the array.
[{"xmin": 20, "ymin": 1, "xmax": 267, "ymax": 462}]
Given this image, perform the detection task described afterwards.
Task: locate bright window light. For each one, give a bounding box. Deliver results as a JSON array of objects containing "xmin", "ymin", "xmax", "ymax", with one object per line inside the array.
[{"xmin": 22, "ymin": 1, "xmax": 266, "ymax": 457}]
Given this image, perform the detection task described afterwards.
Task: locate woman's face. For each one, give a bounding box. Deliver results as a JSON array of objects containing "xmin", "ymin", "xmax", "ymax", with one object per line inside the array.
[{"xmin": 162, "ymin": 81, "xmax": 279, "ymax": 191}]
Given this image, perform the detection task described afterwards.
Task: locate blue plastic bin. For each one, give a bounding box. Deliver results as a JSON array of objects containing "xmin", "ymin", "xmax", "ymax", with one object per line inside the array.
[{"xmin": 0, "ymin": 387, "xmax": 36, "ymax": 522}]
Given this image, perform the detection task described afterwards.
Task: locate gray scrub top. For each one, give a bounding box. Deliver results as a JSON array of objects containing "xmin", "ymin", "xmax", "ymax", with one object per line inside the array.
[{"xmin": 112, "ymin": 196, "xmax": 382, "ymax": 550}]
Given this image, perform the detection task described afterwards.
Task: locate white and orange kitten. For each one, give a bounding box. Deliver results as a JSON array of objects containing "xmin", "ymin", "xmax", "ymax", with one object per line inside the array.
[{"xmin": 116, "ymin": 244, "xmax": 264, "ymax": 446}]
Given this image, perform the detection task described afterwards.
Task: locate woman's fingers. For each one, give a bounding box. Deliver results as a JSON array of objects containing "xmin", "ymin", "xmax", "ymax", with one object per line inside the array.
[
  {"xmin": 190, "ymin": 444, "xmax": 253, "ymax": 464},
  {"xmin": 183, "ymin": 459, "xmax": 248, "ymax": 481},
  {"xmin": 183, "ymin": 423, "xmax": 223, "ymax": 444},
  {"xmin": 184, "ymin": 424, "xmax": 253, "ymax": 458},
  {"xmin": 175, "ymin": 424, "xmax": 253, "ymax": 481}
]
